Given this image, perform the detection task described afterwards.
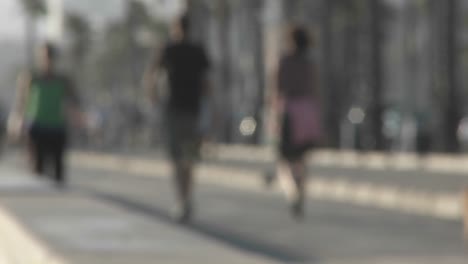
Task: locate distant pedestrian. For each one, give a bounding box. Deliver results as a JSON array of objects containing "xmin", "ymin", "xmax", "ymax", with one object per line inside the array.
[
  {"xmin": 276, "ymin": 26, "xmax": 321, "ymax": 219},
  {"xmin": 14, "ymin": 43, "xmax": 82, "ymax": 188},
  {"xmin": 143, "ymin": 14, "xmax": 211, "ymax": 223},
  {"xmin": 0, "ymin": 103, "xmax": 6, "ymax": 153},
  {"xmin": 415, "ymin": 111, "xmax": 431, "ymax": 156}
]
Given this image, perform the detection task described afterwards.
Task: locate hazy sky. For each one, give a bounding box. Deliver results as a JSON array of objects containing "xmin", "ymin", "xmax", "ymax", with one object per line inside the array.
[
  {"xmin": 0, "ymin": 0, "xmax": 25, "ymax": 40},
  {"xmin": 0, "ymin": 0, "xmax": 125, "ymax": 41},
  {"xmin": 0, "ymin": 0, "xmax": 452, "ymax": 41},
  {"xmin": 0, "ymin": 0, "xmax": 185, "ymax": 41}
]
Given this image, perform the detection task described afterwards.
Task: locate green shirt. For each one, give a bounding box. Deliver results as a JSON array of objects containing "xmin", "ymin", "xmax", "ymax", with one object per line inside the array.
[{"xmin": 26, "ymin": 74, "xmax": 76, "ymax": 128}]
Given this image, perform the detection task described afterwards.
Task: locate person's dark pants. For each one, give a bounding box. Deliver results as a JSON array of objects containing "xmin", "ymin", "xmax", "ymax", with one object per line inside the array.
[{"xmin": 28, "ymin": 124, "xmax": 67, "ymax": 183}]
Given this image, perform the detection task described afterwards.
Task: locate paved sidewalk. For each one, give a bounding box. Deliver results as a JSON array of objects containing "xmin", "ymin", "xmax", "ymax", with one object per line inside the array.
[
  {"xmin": 320, "ymin": 256, "xmax": 468, "ymax": 264},
  {"xmin": 1, "ymin": 155, "xmax": 467, "ymax": 263},
  {"xmin": 0, "ymin": 165, "xmax": 277, "ymax": 264},
  {"xmin": 71, "ymin": 151, "xmax": 465, "ymax": 221}
]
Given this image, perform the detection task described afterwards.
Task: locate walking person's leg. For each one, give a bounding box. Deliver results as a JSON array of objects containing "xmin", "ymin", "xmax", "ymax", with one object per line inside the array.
[
  {"xmin": 30, "ymin": 143, "xmax": 46, "ymax": 177},
  {"xmin": 277, "ymin": 158, "xmax": 306, "ymax": 219},
  {"xmin": 173, "ymin": 158, "xmax": 194, "ymax": 222},
  {"xmin": 51, "ymin": 131, "xmax": 67, "ymax": 188},
  {"xmin": 277, "ymin": 160, "xmax": 296, "ymax": 203},
  {"xmin": 278, "ymin": 115, "xmax": 293, "ymax": 200},
  {"xmin": 291, "ymin": 158, "xmax": 307, "ymax": 218},
  {"xmin": 168, "ymin": 113, "xmax": 199, "ymax": 223},
  {"xmin": 28, "ymin": 127, "xmax": 46, "ymax": 177},
  {"xmin": 277, "ymin": 113, "xmax": 307, "ymax": 218}
]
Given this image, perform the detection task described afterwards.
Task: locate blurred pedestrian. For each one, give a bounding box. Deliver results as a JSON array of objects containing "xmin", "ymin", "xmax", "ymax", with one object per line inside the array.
[
  {"xmin": 143, "ymin": 14, "xmax": 210, "ymax": 223},
  {"xmin": 415, "ymin": 111, "xmax": 431, "ymax": 157},
  {"xmin": 276, "ymin": 26, "xmax": 321, "ymax": 219},
  {"xmin": 13, "ymin": 43, "xmax": 81, "ymax": 188},
  {"xmin": 0, "ymin": 103, "xmax": 6, "ymax": 154}
]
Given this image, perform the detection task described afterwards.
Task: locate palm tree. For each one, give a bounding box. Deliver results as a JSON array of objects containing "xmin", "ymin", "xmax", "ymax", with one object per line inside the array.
[
  {"xmin": 66, "ymin": 13, "xmax": 91, "ymax": 69},
  {"xmin": 370, "ymin": 0, "xmax": 384, "ymax": 150},
  {"xmin": 208, "ymin": 0, "xmax": 233, "ymax": 142},
  {"xmin": 127, "ymin": 0, "xmax": 152, "ymax": 88},
  {"xmin": 65, "ymin": 12, "xmax": 91, "ymax": 89},
  {"xmin": 445, "ymin": 0, "xmax": 460, "ymax": 152},
  {"xmin": 20, "ymin": 0, "xmax": 46, "ymax": 67}
]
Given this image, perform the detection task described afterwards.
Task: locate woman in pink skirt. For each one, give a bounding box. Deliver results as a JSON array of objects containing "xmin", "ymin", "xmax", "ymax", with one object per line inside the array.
[{"xmin": 276, "ymin": 26, "xmax": 321, "ymax": 219}]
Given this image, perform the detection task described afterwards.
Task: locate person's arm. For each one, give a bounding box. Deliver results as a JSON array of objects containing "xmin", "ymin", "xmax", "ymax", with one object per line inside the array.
[
  {"xmin": 275, "ymin": 58, "xmax": 286, "ymax": 113},
  {"xmin": 200, "ymin": 47, "xmax": 211, "ymax": 97},
  {"xmin": 65, "ymin": 78, "xmax": 85, "ymax": 128},
  {"xmin": 142, "ymin": 66, "xmax": 159, "ymax": 104},
  {"xmin": 7, "ymin": 71, "xmax": 31, "ymax": 140},
  {"xmin": 15, "ymin": 71, "xmax": 32, "ymax": 117},
  {"xmin": 309, "ymin": 62, "xmax": 320, "ymax": 100},
  {"xmin": 198, "ymin": 47, "xmax": 217, "ymax": 140},
  {"xmin": 66, "ymin": 78, "xmax": 80, "ymax": 109},
  {"xmin": 271, "ymin": 58, "xmax": 286, "ymax": 136},
  {"xmin": 142, "ymin": 46, "xmax": 166, "ymax": 104}
]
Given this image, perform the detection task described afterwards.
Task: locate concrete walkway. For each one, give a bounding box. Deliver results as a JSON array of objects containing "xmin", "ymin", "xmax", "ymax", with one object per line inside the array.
[
  {"xmin": 70, "ymin": 151, "xmax": 466, "ymax": 221},
  {"xmin": 0, "ymin": 164, "xmax": 277, "ymax": 264},
  {"xmin": 1, "ymin": 148, "xmax": 468, "ymax": 263}
]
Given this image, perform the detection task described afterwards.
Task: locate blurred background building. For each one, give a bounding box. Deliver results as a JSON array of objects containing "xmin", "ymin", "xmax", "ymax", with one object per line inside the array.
[
  {"xmin": 185, "ymin": 0, "xmax": 466, "ymax": 154},
  {"xmin": 0, "ymin": 0, "xmax": 467, "ymax": 154}
]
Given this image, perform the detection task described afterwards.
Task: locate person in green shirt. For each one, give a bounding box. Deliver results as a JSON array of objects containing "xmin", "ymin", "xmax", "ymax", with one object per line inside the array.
[{"xmin": 15, "ymin": 43, "xmax": 80, "ymax": 188}]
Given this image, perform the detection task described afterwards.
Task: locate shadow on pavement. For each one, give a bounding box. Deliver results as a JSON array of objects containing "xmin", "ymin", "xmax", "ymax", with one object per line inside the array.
[{"xmin": 82, "ymin": 187, "xmax": 311, "ymax": 263}]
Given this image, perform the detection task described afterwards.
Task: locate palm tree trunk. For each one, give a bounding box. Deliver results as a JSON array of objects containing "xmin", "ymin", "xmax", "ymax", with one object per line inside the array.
[
  {"xmin": 321, "ymin": 0, "xmax": 339, "ymax": 148},
  {"xmin": 445, "ymin": 0, "xmax": 460, "ymax": 152},
  {"xmin": 218, "ymin": 0, "xmax": 233, "ymax": 142},
  {"xmin": 25, "ymin": 15, "xmax": 36, "ymax": 69},
  {"xmin": 370, "ymin": 0, "xmax": 384, "ymax": 150}
]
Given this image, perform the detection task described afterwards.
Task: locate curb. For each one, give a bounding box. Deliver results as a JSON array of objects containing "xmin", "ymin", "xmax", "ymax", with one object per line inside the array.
[
  {"xmin": 213, "ymin": 145, "xmax": 468, "ymax": 174},
  {"xmin": 464, "ymin": 188, "xmax": 468, "ymax": 239},
  {"xmin": 73, "ymin": 145, "xmax": 468, "ymax": 174}
]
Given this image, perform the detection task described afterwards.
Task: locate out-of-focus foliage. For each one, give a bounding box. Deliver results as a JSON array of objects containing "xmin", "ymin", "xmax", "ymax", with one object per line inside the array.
[
  {"xmin": 20, "ymin": 0, "xmax": 46, "ymax": 18},
  {"xmin": 66, "ymin": 12, "xmax": 91, "ymax": 65}
]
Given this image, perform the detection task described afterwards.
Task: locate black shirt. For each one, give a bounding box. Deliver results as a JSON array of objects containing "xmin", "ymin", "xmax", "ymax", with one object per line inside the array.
[{"xmin": 160, "ymin": 41, "xmax": 210, "ymax": 114}]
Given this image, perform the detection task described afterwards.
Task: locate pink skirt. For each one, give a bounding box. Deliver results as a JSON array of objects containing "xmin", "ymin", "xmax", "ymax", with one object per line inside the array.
[{"xmin": 285, "ymin": 97, "xmax": 322, "ymax": 145}]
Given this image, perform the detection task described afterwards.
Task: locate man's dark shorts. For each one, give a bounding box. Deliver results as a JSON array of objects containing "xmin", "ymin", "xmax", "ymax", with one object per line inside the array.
[{"xmin": 165, "ymin": 111, "xmax": 201, "ymax": 163}]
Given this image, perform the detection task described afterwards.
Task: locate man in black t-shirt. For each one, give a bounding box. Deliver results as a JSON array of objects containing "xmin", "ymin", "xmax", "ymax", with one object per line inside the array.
[{"xmin": 144, "ymin": 14, "xmax": 210, "ymax": 223}]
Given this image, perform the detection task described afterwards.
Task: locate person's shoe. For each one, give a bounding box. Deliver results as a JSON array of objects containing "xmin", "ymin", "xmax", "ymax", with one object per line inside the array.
[
  {"xmin": 290, "ymin": 198, "xmax": 305, "ymax": 221},
  {"xmin": 263, "ymin": 170, "xmax": 276, "ymax": 188},
  {"xmin": 172, "ymin": 202, "xmax": 193, "ymax": 224},
  {"xmin": 54, "ymin": 179, "xmax": 68, "ymax": 191}
]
